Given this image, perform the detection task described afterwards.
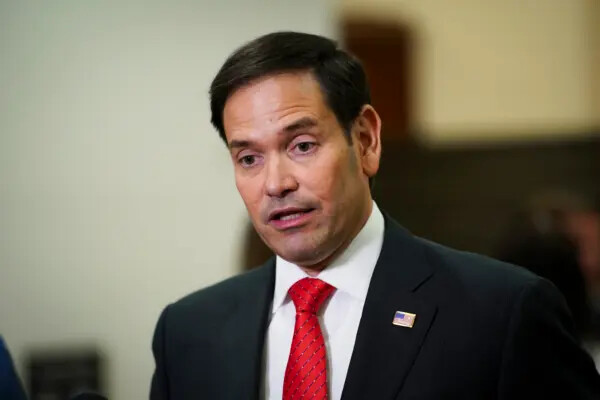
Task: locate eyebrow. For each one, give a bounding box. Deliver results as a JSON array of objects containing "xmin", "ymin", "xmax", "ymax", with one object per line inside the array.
[
  {"xmin": 227, "ymin": 117, "xmax": 319, "ymax": 150},
  {"xmin": 282, "ymin": 117, "xmax": 318, "ymax": 133},
  {"xmin": 228, "ymin": 139, "xmax": 251, "ymax": 150}
]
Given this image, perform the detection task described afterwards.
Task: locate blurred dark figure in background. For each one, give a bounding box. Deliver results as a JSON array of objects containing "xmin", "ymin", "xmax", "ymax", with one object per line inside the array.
[
  {"xmin": 563, "ymin": 201, "xmax": 600, "ymax": 334},
  {"xmin": 499, "ymin": 226, "xmax": 593, "ymax": 336},
  {"xmin": 0, "ymin": 336, "xmax": 27, "ymax": 400},
  {"xmin": 498, "ymin": 191, "xmax": 600, "ymax": 342}
]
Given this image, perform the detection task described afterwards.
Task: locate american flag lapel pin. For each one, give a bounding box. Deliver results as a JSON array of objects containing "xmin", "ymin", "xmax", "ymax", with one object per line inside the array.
[{"xmin": 392, "ymin": 310, "xmax": 416, "ymax": 328}]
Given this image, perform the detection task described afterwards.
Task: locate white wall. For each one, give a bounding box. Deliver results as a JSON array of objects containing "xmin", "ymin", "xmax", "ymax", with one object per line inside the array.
[
  {"xmin": 0, "ymin": 1, "xmax": 336, "ymax": 398},
  {"xmin": 341, "ymin": 0, "xmax": 599, "ymax": 143}
]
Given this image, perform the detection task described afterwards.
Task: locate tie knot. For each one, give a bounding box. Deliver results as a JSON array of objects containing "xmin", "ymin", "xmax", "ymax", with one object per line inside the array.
[{"xmin": 288, "ymin": 278, "xmax": 335, "ymax": 314}]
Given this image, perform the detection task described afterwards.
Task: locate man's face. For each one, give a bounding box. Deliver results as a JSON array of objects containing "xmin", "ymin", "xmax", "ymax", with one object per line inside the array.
[{"xmin": 223, "ymin": 72, "xmax": 376, "ymax": 268}]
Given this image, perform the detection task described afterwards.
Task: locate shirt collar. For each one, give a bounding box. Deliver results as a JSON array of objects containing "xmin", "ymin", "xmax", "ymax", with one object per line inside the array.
[{"xmin": 272, "ymin": 201, "xmax": 385, "ymax": 314}]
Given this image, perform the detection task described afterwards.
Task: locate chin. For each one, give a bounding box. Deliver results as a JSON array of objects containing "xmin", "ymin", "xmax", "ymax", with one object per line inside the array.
[
  {"xmin": 265, "ymin": 230, "xmax": 332, "ymax": 265},
  {"xmin": 276, "ymin": 248, "xmax": 313, "ymax": 264},
  {"xmin": 274, "ymin": 244, "xmax": 329, "ymax": 267}
]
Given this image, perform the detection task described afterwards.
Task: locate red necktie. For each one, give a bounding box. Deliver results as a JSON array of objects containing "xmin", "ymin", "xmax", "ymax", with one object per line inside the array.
[{"xmin": 283, "ymin": 277, "xmax": 335, "ymax": 400}]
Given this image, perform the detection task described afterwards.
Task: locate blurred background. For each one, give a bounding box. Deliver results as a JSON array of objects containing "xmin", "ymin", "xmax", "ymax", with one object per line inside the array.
[{"xmin": 1, "ymin": 0, "xmax": 598, "ymax": 398}]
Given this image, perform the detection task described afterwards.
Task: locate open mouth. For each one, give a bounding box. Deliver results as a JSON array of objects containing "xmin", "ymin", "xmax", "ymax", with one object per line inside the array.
[
  {"xmin": 268, "ymin": 207, "xmax": 316, "ymax": 229},
  {"xmin": 270, "ymin": 208, "xmax": 315, "ymax": 221}
]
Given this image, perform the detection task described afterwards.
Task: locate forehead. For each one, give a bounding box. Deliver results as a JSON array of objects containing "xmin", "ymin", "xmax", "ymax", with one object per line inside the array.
[{"xmin": 222, "ymin": 72, "xmax": 333, "ymax": 140}]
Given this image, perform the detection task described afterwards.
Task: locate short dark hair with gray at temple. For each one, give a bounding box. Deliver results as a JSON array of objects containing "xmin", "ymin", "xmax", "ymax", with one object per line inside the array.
[{"xmin": 209, "ymin": 31, "xmax": 371, "ymax": 143}]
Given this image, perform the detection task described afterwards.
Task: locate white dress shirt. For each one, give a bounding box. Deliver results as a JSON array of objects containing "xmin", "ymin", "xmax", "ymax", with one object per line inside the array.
[{"xmin": 263, "ymin": 202, "xmax": 385, "ymax": 400}]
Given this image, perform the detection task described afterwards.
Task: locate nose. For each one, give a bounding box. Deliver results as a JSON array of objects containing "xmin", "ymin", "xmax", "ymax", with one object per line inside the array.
[{"xmin": 264, "ymin": 155, "xmax": 298, "ymax": 198}]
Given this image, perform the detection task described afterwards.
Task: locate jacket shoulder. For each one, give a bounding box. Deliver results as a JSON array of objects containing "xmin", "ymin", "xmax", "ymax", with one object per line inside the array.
[
  {"xmin": 414, "ymin": 235, "xmax": 542, "ymax": 297},
  {"xmin": 169, "ymin": 258, "xmax": 275, "ymax": 316}
]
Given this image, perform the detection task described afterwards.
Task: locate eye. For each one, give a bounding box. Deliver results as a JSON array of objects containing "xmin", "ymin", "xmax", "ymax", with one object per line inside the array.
[
  {"xmin": 238, "ymin": 154, "xmax": 257, "ymax": 167},
  {"xmin": 293, "ymin": 141, "xmax": 316, "ymax": 154}
]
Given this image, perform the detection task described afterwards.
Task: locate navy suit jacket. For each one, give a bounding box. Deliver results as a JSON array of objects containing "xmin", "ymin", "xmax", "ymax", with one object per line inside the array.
[
  {"xmin": 151, "ymin": 216, "xmax": 600, "ymax": 399},
  {"xmin": 0, "ymin": 337, "xmax": 27, "ymax": 400}
]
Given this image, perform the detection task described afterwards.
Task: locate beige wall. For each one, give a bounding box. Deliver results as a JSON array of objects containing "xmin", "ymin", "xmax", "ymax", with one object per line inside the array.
[
  {"xmin": 590, "ymin": 0, "xmax": 600, "ymax": 118},
  {"xmin": 0, "ymin": 1, "xmax": 335, "ymax": 398},
  {"xmin": 341, "ymin": 0, "xmax": 599, "ymax": 143}
]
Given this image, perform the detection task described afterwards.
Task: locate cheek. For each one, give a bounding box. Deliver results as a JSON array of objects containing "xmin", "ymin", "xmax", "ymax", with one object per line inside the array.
[
  {"xmin": 302, "ymin": 152, "xmax": 354, "ymax": 207},
  {"xmin": 235, "ymin": 176, "xmax": 262, "ymax": 214}
]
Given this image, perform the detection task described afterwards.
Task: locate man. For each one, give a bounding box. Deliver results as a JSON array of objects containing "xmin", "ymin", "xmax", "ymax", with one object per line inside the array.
[
  {"xmin": 150, "ymin": 32, "xmax": 600, "ymax": 399},
  {"xmin": 0, "ymin": 336, "xmax": 27, "ymax": 400}
]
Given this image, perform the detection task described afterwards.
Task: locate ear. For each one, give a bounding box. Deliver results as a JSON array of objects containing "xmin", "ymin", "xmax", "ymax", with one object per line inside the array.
[{"xmin": 352, "ymin": 105, "xmax": 382, "ymax": 178}]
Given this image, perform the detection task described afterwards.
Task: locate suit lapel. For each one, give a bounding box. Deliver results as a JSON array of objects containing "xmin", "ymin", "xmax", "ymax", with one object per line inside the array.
[
  {"xmin": 341, "ymin": 217, "xmax": 438, "ymax": 400},
  {"xmin": 224, "ymin": 258, "xmax": 275, "ymax": 400}
]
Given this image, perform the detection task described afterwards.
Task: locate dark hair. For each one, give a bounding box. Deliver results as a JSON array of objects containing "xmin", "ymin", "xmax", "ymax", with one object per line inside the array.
[{"xmin": 209, "ymin": 31, "xmax": 371, "ymax": 142}]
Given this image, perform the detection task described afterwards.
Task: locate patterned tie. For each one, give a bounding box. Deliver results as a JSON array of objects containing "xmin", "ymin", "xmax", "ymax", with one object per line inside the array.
[{"xmin": 283, "ymin": 277, "xmax": 335, "ymax": 400}]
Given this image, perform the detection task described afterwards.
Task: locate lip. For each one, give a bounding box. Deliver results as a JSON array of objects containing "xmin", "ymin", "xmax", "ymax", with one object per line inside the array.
[{"xmin": 268, "ymin": 207, "xmax": 315, "ymax": 230}]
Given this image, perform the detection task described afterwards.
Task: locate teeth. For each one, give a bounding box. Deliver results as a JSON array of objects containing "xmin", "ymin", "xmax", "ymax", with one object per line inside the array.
[{"xmin": 280, "ymin": 212, "xmax": 304, "ymax": 221}]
